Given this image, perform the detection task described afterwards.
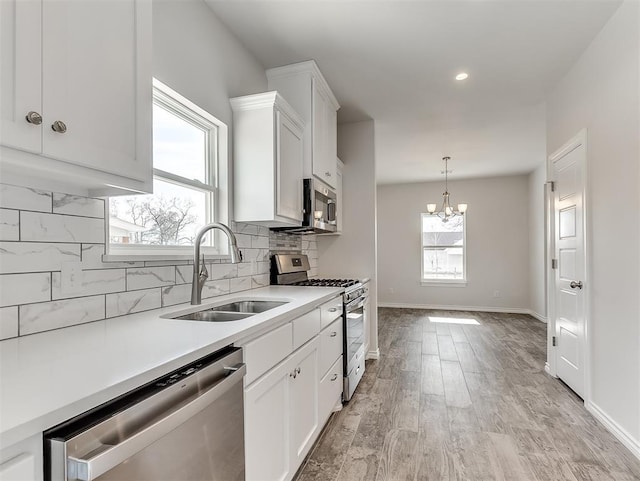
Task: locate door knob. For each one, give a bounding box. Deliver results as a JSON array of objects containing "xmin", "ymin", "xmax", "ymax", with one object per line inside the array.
[
  {"xmin": 51, "ymin": 120, "xmax": 67, "ymax": 133},
  {"xmin": 25, "ymin": 111, "xmax": 42, "ymax": 125},
  {"xmin": 570, "ymin": 280, "xmax": 583, "ymax": 289}
]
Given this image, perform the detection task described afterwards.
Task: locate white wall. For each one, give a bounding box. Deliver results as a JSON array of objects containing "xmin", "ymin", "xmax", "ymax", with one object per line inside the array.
[
  {"xmin": 528, "ymin": 163, "xmax": 547, "ymax": 321},
  {"xmin": 317, "ymin": 120, "xmax": 378, "ymax": 356},
  {"xmin": 154, "ymin": 0, "xmax": 267, "ymax": 127},
  {"xmin": 377, "ymin": 175, "xmax": 530, "ymax": 311},
  {"xmin": 546, "ymin": 0, "xmax": 639, "ymax": 447}
]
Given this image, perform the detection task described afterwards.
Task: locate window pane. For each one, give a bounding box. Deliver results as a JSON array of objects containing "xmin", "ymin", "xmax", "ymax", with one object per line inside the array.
[
  {"xmin": 110, "ymin": 179, "xmax": 208, "ymax": 246},
  {"xmin": 423, "ymin": 248, "xmax": 464, "ymax": 280},
  {"xmin": 422, "ymin": 215, "xmax": 464, "ymax": 247},
  {"xmin": 153, "ymin": 103, "xmax": 208, "ymax": 183}
]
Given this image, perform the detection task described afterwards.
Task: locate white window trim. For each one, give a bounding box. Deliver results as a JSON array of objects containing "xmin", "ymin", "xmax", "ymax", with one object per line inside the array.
[
  {"xmin": 420, "ymin": 213, "xmax": 467, "ymax": 286},
  {"xmin": 106, "ymin": 79, "xmax": 229, "ymax": 261}
]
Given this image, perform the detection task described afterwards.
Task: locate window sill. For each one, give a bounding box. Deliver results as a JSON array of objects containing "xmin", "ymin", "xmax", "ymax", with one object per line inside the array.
[{"xmin": 421, "ymin": 280, "xmax": 467, "ymax": 287}]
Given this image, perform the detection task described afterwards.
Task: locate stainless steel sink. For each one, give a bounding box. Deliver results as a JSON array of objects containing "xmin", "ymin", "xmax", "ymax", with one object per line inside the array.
[
  {"xmin": 209, "ymin": 300, "xmax": 288, "ymax": 313},
  {"xmin": 170, "ymin": 299, "xmax": 289, "ymax": 322},
  {"xmin": 174, "ymin": 311, "xmax": 254, "ymax": 322}
]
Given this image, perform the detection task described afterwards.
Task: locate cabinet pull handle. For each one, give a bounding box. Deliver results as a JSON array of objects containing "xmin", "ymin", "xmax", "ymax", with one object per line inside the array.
[
  {"xmin": 25, "ymin": 111, "xmax": 42, "ymax": 125},
  {"xmin": 325, "ymin": 171, "xmax": 332, "ymax": 177},
  {"xmin": 290, "ymin": 371, "xmax": 297, "ymax": 379},
  {"xmin": 51, "ymin": 120, "xmax": 67, "ymax": 133},
  {"xmin": 330, "ymin": 331, "xmax": 337, "ymax": 337},
  {"xmin": 328, "ymin": 307, "xmax": 338, "ymax": 312},
  {"xmin": 296, "ymin": 367, "xmax": 301, "ymax": 375},
  {"xmin": 331, "ymin": 374, "xmax": 338, "ymax": 381}
]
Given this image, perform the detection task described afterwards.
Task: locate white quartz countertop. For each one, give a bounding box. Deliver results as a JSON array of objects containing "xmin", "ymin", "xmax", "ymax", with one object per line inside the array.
[{"xmin": 0, "ymin": 285, "xmax": 342, "ymax": 448}]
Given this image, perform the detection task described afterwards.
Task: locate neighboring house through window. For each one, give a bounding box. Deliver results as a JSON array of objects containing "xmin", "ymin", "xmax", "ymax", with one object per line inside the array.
[
  {"xmin": 421, "ymin": 213, "xmax": 466, "ymax": 283},
  {"xmin": 108, "ymin": 79, "xmax": 228, "ymax": 257}
]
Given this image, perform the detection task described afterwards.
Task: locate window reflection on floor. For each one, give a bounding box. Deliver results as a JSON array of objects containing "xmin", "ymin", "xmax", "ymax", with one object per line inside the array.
[{"xmin": 428, "ymin": 316, "xmax": 480, "ymax": 325}]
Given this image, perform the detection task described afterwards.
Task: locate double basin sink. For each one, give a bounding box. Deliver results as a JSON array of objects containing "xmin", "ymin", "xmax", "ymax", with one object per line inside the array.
[{"xmin": 173, "ymin": 300, "xmax": 288, "ymax": 322}]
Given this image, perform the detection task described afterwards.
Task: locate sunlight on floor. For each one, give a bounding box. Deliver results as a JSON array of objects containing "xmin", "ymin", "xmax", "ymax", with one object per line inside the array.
[{"xmin": 428, "ymin": 316, "xmax": 480, "ymax": 325}]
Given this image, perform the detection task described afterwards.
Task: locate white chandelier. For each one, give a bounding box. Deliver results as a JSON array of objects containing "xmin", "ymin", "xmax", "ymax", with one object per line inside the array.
[{"xmin": 426, "ymin": 156, "xmax": 467, "ymax": 222}]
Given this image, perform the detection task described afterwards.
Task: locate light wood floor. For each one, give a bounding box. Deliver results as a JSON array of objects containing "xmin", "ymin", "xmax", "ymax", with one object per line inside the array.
[{"xmin": 295, "ymin": 308, "xmax": 640, "ymax": 481}]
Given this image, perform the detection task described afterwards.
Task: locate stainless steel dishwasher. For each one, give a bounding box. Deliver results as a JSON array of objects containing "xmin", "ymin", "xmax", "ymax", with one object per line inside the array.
[{"xmin": 44, "ymin": 346, "xmax": 245, "ymax": 481}]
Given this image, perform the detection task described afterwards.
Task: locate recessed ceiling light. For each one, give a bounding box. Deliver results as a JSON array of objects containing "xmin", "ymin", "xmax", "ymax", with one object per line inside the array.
[{"xmin": 455, "ymin": 72, "xmax": 469, "ymax": 81}]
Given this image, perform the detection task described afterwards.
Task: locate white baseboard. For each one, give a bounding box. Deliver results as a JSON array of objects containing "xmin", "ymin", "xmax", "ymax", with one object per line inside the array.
[
  {"xmin": 366, "ymin": 349, "xmax": 380, "ymax": 360},
  {"xmin": 529, "ymin": 311, "xmax": 548, "ymax": 323},
  {"xmin": 585, "ymin": 401, "xmax": 640, "ymax": 461},
  {"xmin": 378, "ymin": 302, "xmax": 542, "ymax": 319}
]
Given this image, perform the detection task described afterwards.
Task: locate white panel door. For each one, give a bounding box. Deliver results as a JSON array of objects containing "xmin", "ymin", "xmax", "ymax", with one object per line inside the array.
[
  {"xmin": 41, "ymin": 0, "xmax": 149, "ymax": 181},
  {"xmin": 0, "ymin": 0, "xmax": 42, "ymax": 153},
  {"xmin": 552, "ymin": 140, "xmax": 586, "ymax": 398},
  {"xmin": 276, "ymin": 110, "xmax": 303, "ymax": 222}
]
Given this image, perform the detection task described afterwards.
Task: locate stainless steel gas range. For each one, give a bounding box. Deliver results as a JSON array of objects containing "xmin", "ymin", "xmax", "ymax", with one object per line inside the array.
[{"xmin": 271, "ymin": 254, "xmax": 367, "ymax": 401}]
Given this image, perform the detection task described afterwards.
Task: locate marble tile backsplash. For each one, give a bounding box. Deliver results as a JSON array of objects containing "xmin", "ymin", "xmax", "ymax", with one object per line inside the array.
[{"xmin": 0, "ymin": 183, "xmax": 318, "ymax": 339}]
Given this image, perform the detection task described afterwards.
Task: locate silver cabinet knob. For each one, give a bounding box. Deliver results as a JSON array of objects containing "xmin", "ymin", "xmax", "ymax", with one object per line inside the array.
[
  {"xmin": 51, "ymin": 120, "xmax": 67, "ymax": 133},
  {"xmin": 25, "ymin": 111, "xmax": 42, "ymax": 125},
  {"xmin": 570, "ymin": 280, "xmax": 583, "ymax": 289}
]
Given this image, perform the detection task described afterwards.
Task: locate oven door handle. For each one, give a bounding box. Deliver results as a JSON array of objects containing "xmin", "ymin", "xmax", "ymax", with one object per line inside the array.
[
  {"xmin": 346, "ymin": 297, "xmax": 366, "ymax": 312},
  {"xmin": 67, "ymin": 364, "xmax": 246, "ymax": 481}
]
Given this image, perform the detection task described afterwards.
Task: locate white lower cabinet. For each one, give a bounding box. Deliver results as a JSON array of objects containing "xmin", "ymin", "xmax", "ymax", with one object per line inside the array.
[
  {"xmin": 244, "ymin": 337, "xmax": 319, "ymax": 481},
  {"xmin": 0, "ymin": 433, "xmax": 42, "ymax": 481}
]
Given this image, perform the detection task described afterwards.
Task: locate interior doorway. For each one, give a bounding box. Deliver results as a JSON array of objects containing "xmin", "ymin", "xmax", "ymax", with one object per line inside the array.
[{"xmin": 546, "ymin": 129, "xmax": 588, "ymax": 400}]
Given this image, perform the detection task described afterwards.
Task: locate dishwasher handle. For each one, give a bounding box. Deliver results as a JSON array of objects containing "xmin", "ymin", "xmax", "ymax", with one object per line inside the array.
[{"xmin": 67, "ymin": 363, "xmax": 246, "ymax": 481}]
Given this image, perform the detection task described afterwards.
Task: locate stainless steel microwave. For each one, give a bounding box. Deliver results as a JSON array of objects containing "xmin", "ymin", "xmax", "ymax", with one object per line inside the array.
[{"xmin": 273, "ymin": 179, "xmax": 337, "ymax": 234}]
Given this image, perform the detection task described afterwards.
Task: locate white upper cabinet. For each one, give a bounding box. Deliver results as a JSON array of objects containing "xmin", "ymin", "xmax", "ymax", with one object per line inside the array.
[
  {"xmin": 231, "ymin": 91, "xmax": 304, "ymax": 227},
  {"xmin": 0, "ymin": 0, "xmax": 152, "ymax": 196},
  {"xmin": 267, "ymin": 60, "xmax": 340, "ymax": 190}
]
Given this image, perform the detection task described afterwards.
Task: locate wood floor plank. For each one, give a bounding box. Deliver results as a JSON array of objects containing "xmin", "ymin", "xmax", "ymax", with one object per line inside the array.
[
  {"xmin": 437, "ymin": 334, "xmax": 459, "ymax": 361},
  {"xmin": 486, "ymin": 431, "xmax": 538, "ymax": 481},
  {"xmin": 441, "ymin": 360, "xmax": 472, "ymax": 408},
  {"xmin": 422, "ymin": 331, "xmax": 439, "ymax": 355},
  {"xmin": 335, "ymin": 446, "xmax": 380, "ymax": 481},
  {"xmin": 374, "ymin": 429, "xmax": 419, "ymax": 481},
  {"xmin": 454, "ymin": 341, "xmax": 481, "ymax": 373},
  {"xmin": 421, "ymin": 354, "xmax": 444, "ymax": 396}
]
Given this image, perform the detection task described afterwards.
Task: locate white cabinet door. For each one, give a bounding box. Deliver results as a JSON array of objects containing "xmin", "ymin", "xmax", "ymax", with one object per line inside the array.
[
  {"xmin": 0, "ymin": 453, "xmax": 36, "ymax": 481},
  {"xmin": 0, "ymin": 0, "xmax": 42, "ymax": 153},
  {"xmin": 41, "ymin": 0, "xmax": 151, "ymax": 182},
  {"xmin": 289, "ymin": 338, "xmax": 319, "ymax": 469},
  {"xmin": 311, "ymin": 83, "xmax": 337, "ymax": 189},
  {"xmin": 276, "ymin": 109, "xmax": 303, "ymax": 222},
  {"xmin": 244, "ymin": 359, "xmax": 291, "ymax": 481}
]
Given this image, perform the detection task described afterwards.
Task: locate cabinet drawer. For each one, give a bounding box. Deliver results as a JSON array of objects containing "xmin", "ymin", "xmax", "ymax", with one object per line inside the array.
[
  {"xmin": 320, "ymin": 297, "xmax": 343, "ymax": 329},
  {"xmin": 243, "ymin": 323, "xmax": 293, "ymax": 385},
  {"xmin": 319, "ymin": 356, "xmax": 343, "ymax": 423},
  {"xmin": 293, "ymin": 309, "xmax": 321, "ymax": 350},
  {"xmin": 319, "ymin": 318, "xmax": 343, "ymax": 376}
]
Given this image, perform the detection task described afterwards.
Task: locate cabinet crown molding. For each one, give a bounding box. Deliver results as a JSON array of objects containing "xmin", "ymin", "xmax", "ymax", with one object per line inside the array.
[
  {"xmin": 230, "ymin": 91, "xmax": 304, "ymax": 130},
  {"xmin": 266, "ymin": 60, "xmax": 339, "ymax": 110}
]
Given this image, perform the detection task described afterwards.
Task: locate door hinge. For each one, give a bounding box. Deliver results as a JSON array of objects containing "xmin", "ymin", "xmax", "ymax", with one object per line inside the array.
[
  {"xmin": 547, "ymin": 181, "xmax": 555, "ymax": 192},
  {"xmin": 551, "ymin": 259, "xmax": 558, "ymax": 269},
  {"xmin": 552, "ymin": 336, "xmax": 557, "ymax": 347}
]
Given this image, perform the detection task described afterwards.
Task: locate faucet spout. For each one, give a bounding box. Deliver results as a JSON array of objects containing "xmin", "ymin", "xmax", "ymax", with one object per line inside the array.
[{"xmin": 191, "ymin": 222, "xmax": 242, "ymax": 305}]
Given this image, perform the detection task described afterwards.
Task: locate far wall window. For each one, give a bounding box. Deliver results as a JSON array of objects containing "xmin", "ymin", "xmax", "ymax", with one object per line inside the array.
[{"xmin": 421, "ymin": 213, "xmax": 466, "ymax": 282}]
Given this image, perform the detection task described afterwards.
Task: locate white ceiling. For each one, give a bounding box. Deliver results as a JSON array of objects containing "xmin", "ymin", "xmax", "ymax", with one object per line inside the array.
[{"xmin": 204, "ymin": 0, "xmax": 622, "ymax": 184}]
